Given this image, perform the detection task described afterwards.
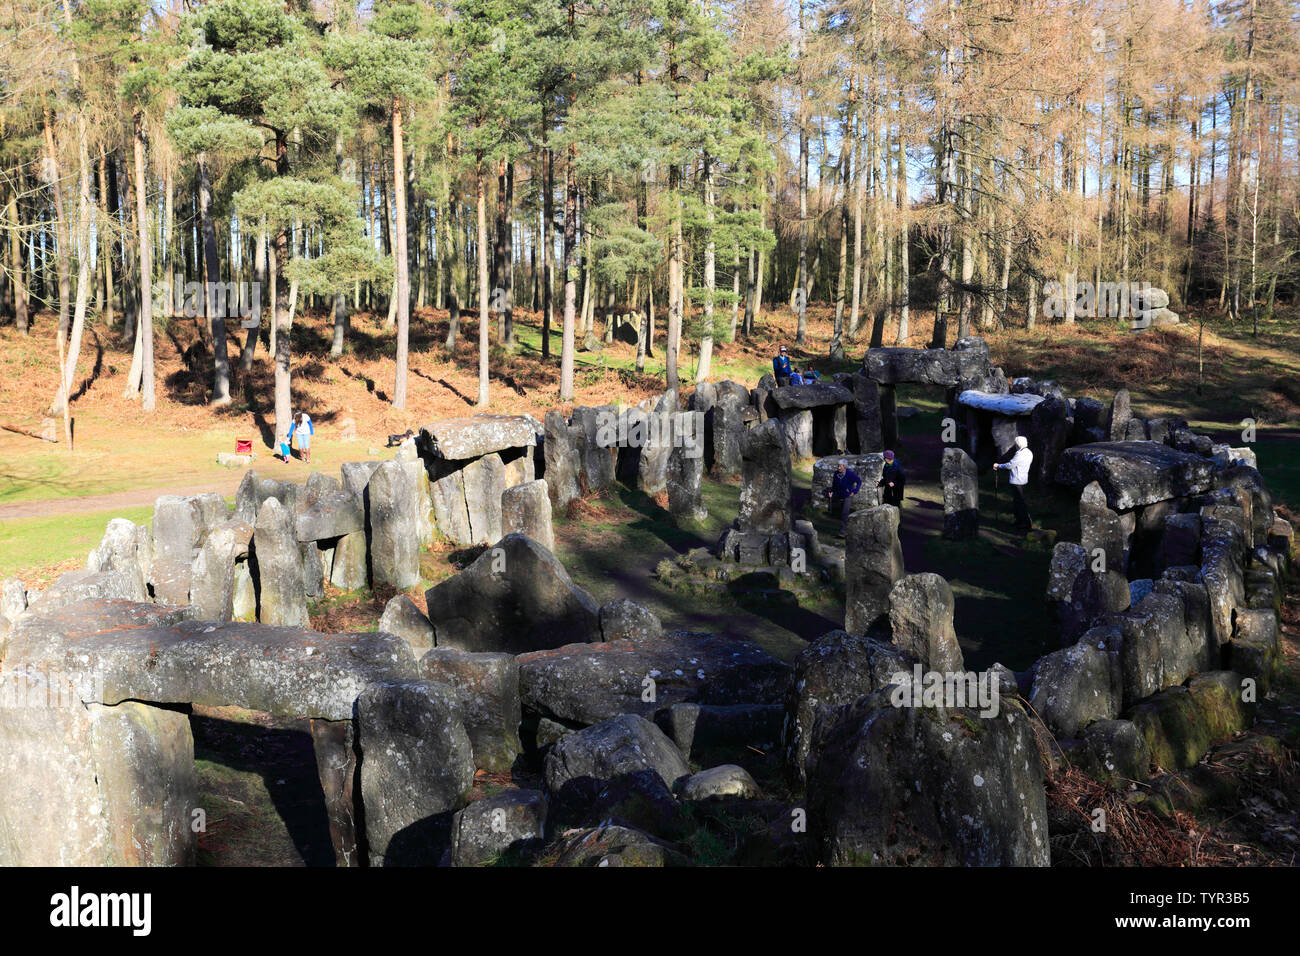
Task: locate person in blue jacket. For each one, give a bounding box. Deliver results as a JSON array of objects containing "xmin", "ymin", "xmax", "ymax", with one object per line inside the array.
[
  {"xmin": 773, "ymin": 345, "xmax": 792, "ymax": 385},
  {"xmin": 826, "ymin": 459, "xmax": 862, "ymax": 535},
  {"xmin": 286, "ymin": 411, "xmax": 314, "ymax": 465}
]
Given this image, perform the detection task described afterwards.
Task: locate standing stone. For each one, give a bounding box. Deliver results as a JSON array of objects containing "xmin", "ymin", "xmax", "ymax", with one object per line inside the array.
[
  {"xmin": 846, "ymin": 373, "xmax": 883, "ymax": 453},
  {"xmin": 637, "ymin": 393, "xmax": 678, "ymax": 494},
  {"xmin": 190, "ymin": 526, "xmax": 239, "ymax": 622},
  {"xmin": 428, "ymin": 467, "xmax": 473, "ymax": 545},
  {"xmin": 356, "ymin": 680, "xmax": 475, "ymax": 866},
  {"xmin": 572, "ymin": 405, "xmax": 617, "ymax": 492},
  {"xmin": 1106, "ymin": 388, "xmax": 1132, "ymax": 441},
  {"xmin": 253, "ymin": 497, "xmax": 308, "ymax": 628},
  {"xmin": 0, "ymin": 675, "xmax": 197, "ymax": 866},
  {"xmin": 941, "ymin": 447, "xmax": 979, "ymax": 540},
  {"xmin": 845, "ymin": 505, "xmax": 905, "ymax": 635},
  {"xmin": 712, "ymin": 382, "xmax": 750, "ymax": 477},
  {"xmin": 501, "ymin": 479, "xmax": 555, "ymax": 551},
  {"xmin": 463, "ymin": 453, "xmax": 507, "ymax": 544},
  {"xmin": 420, "ymin": 647, "xmax": 522, "ymax": 773},
  {"xmin": 1, "ymin": 577, "xmax": 27, "ymax": 622},
  {"xmin": 300, "ymin": 542, "xmax": 324, "ymax": 599},
  {"xmin": 1080, "ymin": 481, "xmax": 1126, "ymax": 574},
  {"xmin": 777, "ymin": 409, "xmax": 814, "ymax": 460},
  {"xmin": 666, "ymin": 441, "xmax": 707, "ymax": 524},
  {"xmin": 888, "ymin": 573, "xmax": 964, "ymax": 672},
  {"xmin": 369, "ymin": 459, "xmax": 421, "ymax": 590},
  {"xmin": 543, "ymin": 410, "xmax": 582, "ymax": 508},
  {"xmin": 1029, "ymin": 394, "xmax": 1072, "ymax": 484},
  {"xmin": 151, "ymin": 493, "xmax": 228, "ymax": 605},
  {"xmin": 232, "ymin": 561, "xmax": 257, "ymax": 621},
  {"xmin": 379, "ymin": 595, "xmax": 436, "ymax": 656},
  {"xmin": 330, "ymin": 530, "xmax": 368, "ymax": 590},
  {"xmin": 737, "ymin": 419, "xmax": 792, "ymax": 533},
  {"xmin": 86, "ymin": 518, "xmax": 152, "ymax": 602}
]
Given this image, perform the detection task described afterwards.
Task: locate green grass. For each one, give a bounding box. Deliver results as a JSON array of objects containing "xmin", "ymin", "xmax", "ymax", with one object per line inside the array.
[{"xmin": 0, "ymin": 505, "xmax": 154, "ymax": 579}]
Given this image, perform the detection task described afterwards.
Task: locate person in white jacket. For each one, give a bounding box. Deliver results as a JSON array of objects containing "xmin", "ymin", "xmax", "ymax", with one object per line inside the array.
[{"xmin": 994, "ymin": 435, "xmax": 1034, "ymax": 531}]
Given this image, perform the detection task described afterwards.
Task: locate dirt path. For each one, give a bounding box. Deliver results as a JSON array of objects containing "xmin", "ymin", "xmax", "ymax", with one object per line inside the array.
[{"xmin": 0, "ymin": 478, "xmax": 245, "ymax": 521}]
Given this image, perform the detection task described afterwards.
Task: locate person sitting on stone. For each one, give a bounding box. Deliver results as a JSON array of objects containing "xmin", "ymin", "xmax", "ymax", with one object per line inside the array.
[
  {"xmin": 827, "ymin": 459, "xmax": 862, "ymax": 536},
  {"xmin": 994, "ymin": 435, "xmax": 1034, "ymax": 531},
  {"xmin": 878, "ymin": 449, "xmax": 906, "ymax": 507},
  {"xmin": 773, "ymin": 345, "xmax": 792, "ymax": 386}
]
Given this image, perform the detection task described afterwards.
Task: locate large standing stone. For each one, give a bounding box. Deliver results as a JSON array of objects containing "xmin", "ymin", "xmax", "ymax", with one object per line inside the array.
[
  {"xmin": 151, "ymin": 492, "xmax": 229, "ymax": 605},
  {"xmin": 844, "ymin": 505, "xmax": 905, "ymax": 635},
  {"xmin": 777, "ymin": 408, "xmax": 814, "ymax": 460},
  {"xmin": 941, "ymin": 447, "xmax": 979, "ymax": 540},
  {"xmin": 1029, "ymin": 394, "xmax": 1072, "ymax": 484},
  {"xmin": 637, "ymin": 393, "xmax": 678, "ymax": 494},
  {"xmin": 293, "ymin": 482, "xmax": 364, "ymax": 543},
  {"xmin": 462, "ymin": 452, "xmax": 507, "ymax": 545},
  {"xmin": 666, "ymin": 440, "xmax": 707, "ymax": 524},
  {"xmin": 847, "ymin": 373, "xmax": 883, "ymax": 453},
  {"xmin": 1106, "ymin": 388, "xmax": 1132, "ymax": 441},
  {"xmin": 543, "ymin": 410, "xmax": 582, "ymax": 508},
  {"xmin": 737, "ymin": 419, "xmax": 792, "ymax": 533},
  {"xmin": 330, "ymin": 530, "xmax": 368, "ymax": 590},
  {"xmin": 712, "ymin": 382, "xmax": 751, "ymax": 477},
  {"xmin": 572, "ymin": 405, "xmax": 618, "ymax": 492},
  {"xmin": 1029, "ymin": 632, "xmax": 1122, "ymax": 738},
  {"xmin": 190, "ymin": 526, "xmax": 240, "ymax": 622},
  {"xmin": 543, "ymin": 714, "xmax": 690, "ymax": 797},
  {"xmin": 423, "ymin": 533, "xmax": 600, "ymax": 653},
  {"xmin": 0, "ymin": 674, "xmax": 197, "ymax": 866},
  {"xmin": 501, "ymin": 479, "xmax": 555, "ymax": 551},
  {"xmin": 419, "ymin": 647, "xmax": 522, "ymax": 773},
  {"xmin": 86, "ymin": 518, "xmax": 152, "ymax": 602},
  {"xmin": 806, "ymin": 691, "xmax": 1050, "ymax": 866},
  {"xmin": 782, "ymin": 630, "xmax": 914, "ymax": 785},
  {"xmin": 1079, "ymin": 480, "xmax": 1126, "ymax": 574},
  {"xmin": 369, "ymin": 459, "xmax": 421, "ymax": 589},
  {"xmin": 888, "ymin": 573, "xmax": 964, "ymax": 672},
  {"xmin": 356, "ymin": 679, "xmax": 475, "ymax": 866},
  {"xmin": 253, "ymin": 497, "xmax": 307, "ymax": 628}
]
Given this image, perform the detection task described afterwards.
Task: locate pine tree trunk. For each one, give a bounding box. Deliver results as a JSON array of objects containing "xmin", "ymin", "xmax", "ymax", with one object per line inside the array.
[
  {"xmin": 198, "ymin": 153, "xmax": 230, "ymax": 405},
  {"xmin": 476, "ymin": 157, "xmax": 490, "ymax": 407},
  {"xmin": 560, "ymin": 143, "xmax": 577, "ymax": 402},
  {"xmin": 393, "ymin": 102, "xmax": 411, "ymax": 409},
  {"xmin": 134, "ymin": 111, "xmax": 155, "ymax": 412}
]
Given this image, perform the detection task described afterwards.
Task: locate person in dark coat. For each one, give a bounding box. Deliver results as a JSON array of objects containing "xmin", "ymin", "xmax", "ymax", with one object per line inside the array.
[
  {"xmin": 826, "ymin": 459, "xmax": 862, "ymax": 535},
  {"xmin": 772, "ymin": 345, "xmax": 792, "ymax": 386},
  {"xmin": 878, "ymin": 449, "xmax": 905, "ymax": 507}
]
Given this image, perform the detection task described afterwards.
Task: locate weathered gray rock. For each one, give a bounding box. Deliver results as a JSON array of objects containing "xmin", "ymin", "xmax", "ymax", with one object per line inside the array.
[
  {"xmin": 776, "ymin": 408, "xmax": 814, "ymax": 459},
  {"xmin": 419, "ymin": 415, "xmax": 536, "ymax": 461},
  {"xmin": 863, "ymin": 347, "xmax": 964, "ymax": 386},
  {"xmin": 806, "ymin": 691, "xmax": 1049, "ymax": 866},
  {"xmin": 847, "ymin": 373, "xmax": 883, "ymax": 453},
  {"xmin": 844, "ymin": 505, "xmax": 905, "ymax": 635},
  {"xmin": 0, "ymin": 678, "xmax": 196, "ymax": 865},
  {"xmin": 329, "ymin": 529, "xmax": 368, "ymax": 590},
  {"xmin": 941, "ymin": 447, "xmax": 979, "ymax": 539},
  {"xmin": 1109, "ymin": 591, "xmax": 1191, "ymax": 705},
  {"xmin": 235, "ymin": 472, "xmax": 301, "ymax": 523},
  {"xmin": 462, "ymin": 452, "xmax": 506, "ymax": 545},
  {"xmin": 1080, "ymin": 480, "xmax": 1126, "ymax": 574},
  {"xmin": 548, "ymin": 823, "xmax": 688, "ymax": 867},
  {"xmin": 666, "ymin": 439, "xmax": 707, "ymax": 524},
  {"xmin": 356, "ymin": 679, "xmax": 476, "ymax": 865},
  {"xmin": 1228, "ymin": 608, "xmax": 1280, "ymax": 694},
  {"xmin": 543, "ymin": 714, "xmax": 690, "ymax": 796},
  {"xmin": 24, "ymin": 569, "xmax": 140, "ymax": 615},
  {"xmin": 252, "ymin": 497, "xmax": 307, "ymax": 627},
  {"xmin": 543, "ymin": 410, "xmax": 583, "ymax": 508},
  {"xmin": 519, "ymin": 629, "xmax": 790, "ymax": 727},
  {"xmin": 190, "ymin": 526, "xmax": 240, "ymax": 622},
  {"xmin": 378, "ymin": 595, "xmax": 436, "ymax": 656},
  {"xmin": 711, "ymin": 382, "xmax": 751, "ymax": 477},
  {"xmin": 783, "ymin": 629, "xmax": 915, "ymax": 785},
  {"xmin": 1105, "ymin": 388, "xmax": 1132, "ymax": 441},
  {"xmin": 1029, "ymin": 394, "xmax": 1073, "ymax": 484},
  {"xmin": 0, "ymin": 577, "xmax": 26, "ymax": 623},
  {"xmin": 232, "ymin": 561, "xmax": 256, "ymax": 621},
  {"xmin": 1056, "ymin": 442, "xmax": 1218, "ymax": 510},
  {"xmin": 449, "ymin": 790, "xmax": 547, "ymax": 866},
  {"xmin": 677, "ymin": 765, "xmax": 763, "ymax": 802},
  {"xmin": 424, "ymin": 533, "xmax": 600, "ymax": 654},
  {"xmin": 86, "ymin": 518, "xmax": 151, "ymax": 602},
  {"xmin": 572, "ymin": 405, "xmax": 618, "ymax": 492},
  {"xmin": 419, "ymin": 647, "xmax": 522, "ymax": 773},
  {"xmin": 293, "ymin": 482, "xmax": 364, "ymax": 543},
  {"xmin": 1029, "ymin": 631, "xmax": 1121, "ymax": 738},
  {"xmin": 598, "ymin": 598, "xmax": 662, "ymax": 643},
  {"xmin": 888, "ymin": 573, "xmax": 964, "ymax": 673},
  {"xmin": 501, "ymin": 479, "xmax": 554, "ymax": 551},
  {"xmin": 150, "ymin": 492, "xmax": 229, "ymax": 605},
  {"xmin": 369, "ymin": 459, "xmax": 422, "ymax": 589},
  {"xmin": 1076, "ymin": 718, "xmax": 1151, "ymax": 784},
  {"xmin": 737, "ymin": 419, "xmax": 792, "ymax": 533}
]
